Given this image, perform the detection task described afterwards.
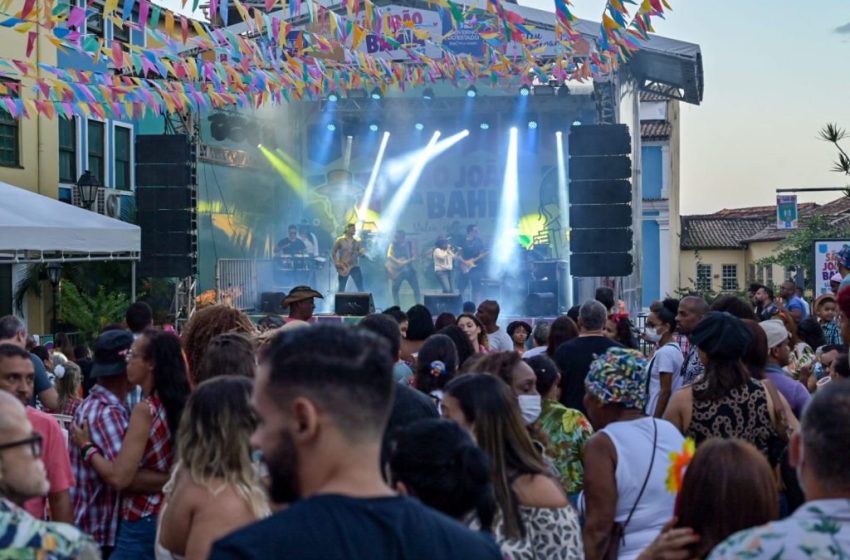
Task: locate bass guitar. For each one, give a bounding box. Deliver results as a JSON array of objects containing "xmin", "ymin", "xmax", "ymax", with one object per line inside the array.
[
  {"xmin": 384, "ymin": 258, "xmax": 414, "ymax": 280},
  {"xmin": 458, "ymin": 251, "xmax": 489, "ymax": 274}
]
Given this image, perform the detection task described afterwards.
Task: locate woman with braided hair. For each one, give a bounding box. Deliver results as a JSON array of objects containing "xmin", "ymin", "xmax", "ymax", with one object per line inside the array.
[{"xmin": 180, "ymin": 305, "xmax": 257, "ymax": 387}]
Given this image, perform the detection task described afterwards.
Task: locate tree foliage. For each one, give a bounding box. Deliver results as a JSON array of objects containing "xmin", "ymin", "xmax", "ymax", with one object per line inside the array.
[
  {"xmin": 819, "ymin": 123, "xmax": 850, "ymax": 195},
  {"xmin": 755, "ymin": 215, "xmax": 847, "ymax": 288},
  {"xmin": 58, "ymin": 281, "xmax": 130, "ymax": 343}
]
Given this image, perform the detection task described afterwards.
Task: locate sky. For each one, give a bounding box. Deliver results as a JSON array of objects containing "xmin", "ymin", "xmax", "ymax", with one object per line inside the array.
[
  {"xmin": 515, "ymin": 0, "xmax": 850, "ymax": 214},
  {"xmin": 158, "ymin": 0, "xmax": 850, "ymax": 214}
]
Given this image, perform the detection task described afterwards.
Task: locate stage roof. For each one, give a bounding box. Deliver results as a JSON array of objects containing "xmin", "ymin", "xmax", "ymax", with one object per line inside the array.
[{"xmin": 0, "ymin": 182, "xmax": 141, "ymax": 264}]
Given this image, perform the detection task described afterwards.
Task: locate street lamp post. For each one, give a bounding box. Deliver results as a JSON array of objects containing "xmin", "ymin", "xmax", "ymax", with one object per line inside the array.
[
  {"xmin": 46, "ymin": 263, "xmax": 62, "ymax": 337},
  {"xmin": 77, "ymin": 170, "xmax": 100, "ymax": 210}
]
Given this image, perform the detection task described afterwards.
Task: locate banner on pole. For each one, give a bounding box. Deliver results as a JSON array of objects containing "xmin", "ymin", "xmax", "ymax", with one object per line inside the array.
[{"xmin": 776, "ymin": 194, "xmax": 798, "ymax": 229}]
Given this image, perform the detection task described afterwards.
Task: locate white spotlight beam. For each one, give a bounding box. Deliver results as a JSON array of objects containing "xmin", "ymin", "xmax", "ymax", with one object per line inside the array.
[
  {"xmin": 378, "ymin": 129, "xmax": 469, "ymax": 238},
  {"xmin": 355, "ymin": 131, "xmax": 391, "ymax": 230},
  {"xmin": 556, "ymin": 131, "xmax": 573, "ymax": 306},
  {"xmin": 490, "ymin": 127, "xmax": 520, "ymax": 278}
]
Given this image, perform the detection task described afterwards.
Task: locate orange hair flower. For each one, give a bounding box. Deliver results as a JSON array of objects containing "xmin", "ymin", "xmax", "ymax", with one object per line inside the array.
[{"xmin": 666, "ymin": 438, "xmax": 695, "ymax": 494}]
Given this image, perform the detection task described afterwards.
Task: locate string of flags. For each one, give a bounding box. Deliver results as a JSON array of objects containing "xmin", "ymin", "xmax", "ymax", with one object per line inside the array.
[{"xmin": 0, "ymin": 0, "xmax": 672, "ymax": 120}]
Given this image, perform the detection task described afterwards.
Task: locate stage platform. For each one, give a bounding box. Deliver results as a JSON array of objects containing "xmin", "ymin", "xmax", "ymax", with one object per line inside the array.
[{"xmin": 248, "ymin": 313, "xmax": 556, "ymax": 327}]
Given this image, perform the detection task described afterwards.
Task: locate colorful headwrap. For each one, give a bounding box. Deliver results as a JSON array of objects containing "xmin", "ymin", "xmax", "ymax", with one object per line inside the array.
[
  {"xmin": 838, "ymin": 245, "xmax": 850, "ymax": 269},
  {"xmin": 585, "ymin": 347, "xmax": 648, "ymax": 410}
]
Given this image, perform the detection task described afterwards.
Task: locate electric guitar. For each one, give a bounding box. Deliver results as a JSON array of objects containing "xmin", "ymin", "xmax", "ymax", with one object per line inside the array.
[
  {"xmin": 385, "ymin": 258, "xmax": 414, "ymax": 280},
  {"xmin": 458, "ymin": 251, "xmax": 489, "ymax": 274}
]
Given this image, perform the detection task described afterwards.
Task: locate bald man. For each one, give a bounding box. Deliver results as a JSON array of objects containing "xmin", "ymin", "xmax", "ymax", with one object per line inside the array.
[
  {"xmin": 675, "ymin": 296, "xmax": 710, "ymax": 385},
  {"xmin": 0, "ymin": 392, "xmax": 97, "ymax": 557}
]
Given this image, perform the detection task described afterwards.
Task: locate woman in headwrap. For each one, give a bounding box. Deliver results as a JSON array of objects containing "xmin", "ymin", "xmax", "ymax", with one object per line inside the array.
[
  {"xmin": 663, "ymin": 311, "xmax": 798, "ymax": 464},
  {"xmin": 580, "ymin": 348, "xmax": 685, "ymax": 560}
]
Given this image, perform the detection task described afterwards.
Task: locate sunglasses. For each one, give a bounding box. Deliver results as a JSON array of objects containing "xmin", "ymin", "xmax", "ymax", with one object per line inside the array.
[{"xmin": 0, "ymin": 432, "xmax": 43, "ymax": 458}]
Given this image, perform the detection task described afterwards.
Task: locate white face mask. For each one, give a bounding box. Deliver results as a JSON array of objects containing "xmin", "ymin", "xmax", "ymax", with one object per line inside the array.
[
  {"xmin": 643, "ymin": 325, "xmax": 663, "ymax": 343},
  {"xmin": 517, "ymin": 394, "xmax": 542, "ymax": 425}
]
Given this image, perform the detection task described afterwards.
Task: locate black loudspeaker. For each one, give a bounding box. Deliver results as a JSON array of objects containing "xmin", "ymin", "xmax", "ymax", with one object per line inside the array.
[
  {"xmin": 568, "ymin": 124, "xmax": 633, "ymax": 277},
  {"xmin": 136, "ymin": 185, "xmax": 196, "ymax": 278},
  {"xmin": 525, "ymin": 292, "xmax": 556, "ymax": 316},
  {"xmin": 571, "ymin": 254, "xmax": 633, "ymax": 278},
  {"xmin": 260, "ymin": 292, "xmax": 287, "ymax": 313},
  {"xmin": 335, "ymin": 293, "xmax": 374, "ymax": 316},
  {"xmin": 424, "ymin": 294, "xmax": 462, "ymax": 315}
]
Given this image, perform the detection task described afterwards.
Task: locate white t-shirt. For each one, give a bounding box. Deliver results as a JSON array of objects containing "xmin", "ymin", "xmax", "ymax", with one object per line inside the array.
[
  {"xmin": 644, "ymin": 342, "xmax": 683, "ymax": 416},
  {"xmin": 522, "ymin": 345, "xmax": 547, "ymax": 358},
  {"xmin": 487, "ymin": 328, "xmax": 514, "ymax": 352},
  {"xmin": 433, "ymin": 248, "xmax": 453, "ymax": 271}
]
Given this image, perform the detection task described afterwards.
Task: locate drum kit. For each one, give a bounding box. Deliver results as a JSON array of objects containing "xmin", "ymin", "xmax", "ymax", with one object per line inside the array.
[{"xmin": 276, "ymin": 253, "xmax": 326, "ymax": 271}]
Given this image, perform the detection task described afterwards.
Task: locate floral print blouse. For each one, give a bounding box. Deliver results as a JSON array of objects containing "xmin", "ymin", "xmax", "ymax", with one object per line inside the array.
[
  {"xmin": 535, "ymin": 400, "xmax": 594, "ymax": 495},
  {"xmin": 708, "ymin": 499, "xmax": 850, "ymax": 559}
]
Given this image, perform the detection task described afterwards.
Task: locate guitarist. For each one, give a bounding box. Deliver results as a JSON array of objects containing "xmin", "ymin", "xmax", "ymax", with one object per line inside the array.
[
  {"xmin": 332, "ymin": 223, "xmax": 365, "ymax": 293},
  {"xmin": 386, "ymin": 229, "xmax": 421, "ymax": 306},
  {"xmin": 457, "ymin": 224, "xmax": 486, "ymax": 303}
]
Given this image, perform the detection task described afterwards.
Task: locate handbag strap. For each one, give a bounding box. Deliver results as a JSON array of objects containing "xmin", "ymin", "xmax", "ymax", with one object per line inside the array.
[{"xmin": 620, "ymin": 419, "xmax": 658, "ymax": 541}]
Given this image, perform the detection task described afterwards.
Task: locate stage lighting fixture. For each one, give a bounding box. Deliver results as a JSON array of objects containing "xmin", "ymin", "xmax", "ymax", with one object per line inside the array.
[
  {"xmin": 349, "ymin": 88, "xmax": 368, "ymax": 99},
  {"xmin": 528, "ymin": 120, "xmax": 538, "ymax": 129},
  {"xmin": 328, "ymin": 92, "xmax": 339, "ymax": 102},
  {"xmin": 245, "ymin": 125, "xmax": 260, "ymax": 146},
  {"xmin": 572, "ymin": 120, "xmax": 582, "ymax": 126},
  {"xmin": 466, "ymin": 85, "xmax": 477, "ymax": 98},
  {"xmin": 370, "ymin": 88, "xmax": 382, "ymax": 100},
  {"xmin": 229, "ymin": 117, "xmax": 247, "ymax": 143},
  {"xmin": 480, "ymin": 122, "xmax": 490, "ymax": 130},
  {"xmin": 369, "ymin": 123, "xmax": 379, "ymax": 132},
  {"xmin": 423, "ymin": 88, "xmax": 434, "ymax": 100},
  {"xmin": 415, "ymin": 122, "xmax": 425, "ymax": 131},
  {"xmin": 519, "ymin": 85, "xmax": 531, "ymax": 97},
  {"xmin": 327, "ymin": 123, "xmax": 337, "ymax": 131},
  {"xmin": 208, "ymin": 113, "xmax": 228, "ymax": 141}
]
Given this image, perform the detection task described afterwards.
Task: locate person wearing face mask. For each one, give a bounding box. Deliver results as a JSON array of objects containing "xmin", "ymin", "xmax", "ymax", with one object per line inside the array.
[
  {"xmin": 643, "ymin": 299, "xmax": 683, "ymax": 418},
  {"xmin": 461, "ymin": 352, "xmax": 543, "ymax": 426},
  {"xmin": 442, "ymin": 374, "xmax": 583, "ymax": 559}
]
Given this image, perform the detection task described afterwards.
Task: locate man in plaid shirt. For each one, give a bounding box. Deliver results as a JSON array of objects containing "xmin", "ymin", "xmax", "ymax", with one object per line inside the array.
[{"xmin": 70, "ymin": 329, "xmax": 167, "ymax": 556}]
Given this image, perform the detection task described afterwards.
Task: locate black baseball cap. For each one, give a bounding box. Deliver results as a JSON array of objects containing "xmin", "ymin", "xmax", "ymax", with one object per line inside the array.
[{"xmin": 91, "ymin": 330, "xmax": 134, "ymax": 378}]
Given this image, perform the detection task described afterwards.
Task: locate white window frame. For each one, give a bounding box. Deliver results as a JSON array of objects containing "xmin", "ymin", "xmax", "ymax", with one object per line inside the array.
[
  {"xmin": 113, "ymin": 121, "xmax": 134, "ymax": 191},
  {"xmin": 721, "ymin": 264, "xmax": 738, "ymax": 292},
  {"xmin": 87, "ymin": 117, "xmax": 108, "ymax": 187},
  {"xmin": 696, "ymin": 263, "xmax": 712, "ymax": 291}
]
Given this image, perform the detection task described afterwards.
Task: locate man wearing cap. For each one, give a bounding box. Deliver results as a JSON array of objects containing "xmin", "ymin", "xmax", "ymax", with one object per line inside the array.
[
  {"xmin": 283, "ymin": 286, "xmax": 323, "ymax": 323},
  {"xmin": 0, "ymin": 343, "xmax": 73, "ymax": 523},
  {"xmin": 71, "ymin": 329, "xmax": 167, "ymax": 556},
  {"xmin": 831, "ymin": 272, "xmax": 843, "ymax": 294},
  {"xmin": 759, "ymin": 319, "xmax": 810, "ymax": 418}
]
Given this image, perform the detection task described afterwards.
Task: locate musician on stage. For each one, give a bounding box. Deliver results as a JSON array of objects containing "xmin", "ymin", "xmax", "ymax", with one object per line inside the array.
[
  {"xmin": 386, "ymin": 229, "xmax": 421, "ymax": 306},
  {"xmin": 276, "ymin": 225, "xmax": 307, "ymax": 256},
  {"xmin": 433, "ymin": 237, "xmax": 454, "ymax": 294},
  {"xmin": 457, "ymin": 224, "xmax": 486, "ymax": 303},
  {"xmin": 332, "ymin": 223, "xmax": 365, "ymax": 292}
]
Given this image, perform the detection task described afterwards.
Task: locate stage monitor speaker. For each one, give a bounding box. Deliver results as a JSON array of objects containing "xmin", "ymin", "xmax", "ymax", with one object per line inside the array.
[
  {"xmin": 525, "ymin": 292, "xmax": 556, "ymax": 317},
  {"xmin": 335, "ymin": 293, "xmax": 374, "ymax": 316},
  {"xmin": 260, "ymin": 292, "xmax": 287, "ymax": 314},
  {"xmin": 424, "ymin": 294, "xmax": 462, "ymax": 315}
]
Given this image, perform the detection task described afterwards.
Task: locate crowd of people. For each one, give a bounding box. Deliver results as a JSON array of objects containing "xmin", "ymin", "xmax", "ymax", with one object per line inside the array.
[{"xmin": 2, "ymin": 279, "xmax": 850, "ymax": 559}]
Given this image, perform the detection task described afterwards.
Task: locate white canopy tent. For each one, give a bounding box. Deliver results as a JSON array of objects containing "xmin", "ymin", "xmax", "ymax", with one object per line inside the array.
[
  {"xmin": 0, "ymin": 182, "xmax": 141, "ymax": 300},
  {"xmin": 0, "ymin": 181, "xmax": 140, "ymax": 263}
]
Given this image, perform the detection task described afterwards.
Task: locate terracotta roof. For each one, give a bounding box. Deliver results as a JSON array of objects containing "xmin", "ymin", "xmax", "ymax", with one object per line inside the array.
[
  {"xmin": 641, "ymin": 120, "xmax": 672, "ymax": 140},
  {"xmin": 680, "ymin": 217, "xmax": 770, "ymax": 249},
  {"xmin": 681, "ymin": 197, "xmax": 850, "ymax": 249}
]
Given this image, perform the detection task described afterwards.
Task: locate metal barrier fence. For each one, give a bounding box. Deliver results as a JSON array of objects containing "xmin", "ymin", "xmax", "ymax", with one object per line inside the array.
[{"xmin": 215, "ymin": 259, "xmax": 260, "ymax": 311}]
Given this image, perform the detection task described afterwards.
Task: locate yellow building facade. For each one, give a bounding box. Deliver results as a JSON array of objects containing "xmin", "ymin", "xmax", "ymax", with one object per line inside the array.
[{"xmin": 0, "ymin": 6, "xmax": 59, "ymax": 334}]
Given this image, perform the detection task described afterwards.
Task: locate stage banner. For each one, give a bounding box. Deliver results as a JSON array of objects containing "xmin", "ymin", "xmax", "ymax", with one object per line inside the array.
[{"xmin": 814, "ymin": 239, "xmax": 850, "ymax": 296}]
